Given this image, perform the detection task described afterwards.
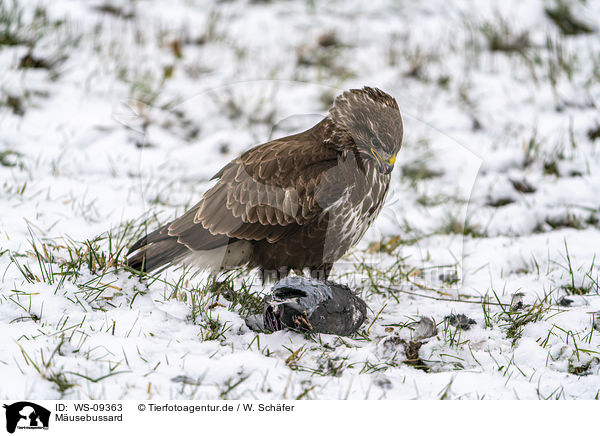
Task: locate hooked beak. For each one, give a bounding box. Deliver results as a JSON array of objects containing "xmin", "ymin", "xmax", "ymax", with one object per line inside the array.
[{"xmin": 371, "ymin": 148, "xmax": 396, "ymax": 174}]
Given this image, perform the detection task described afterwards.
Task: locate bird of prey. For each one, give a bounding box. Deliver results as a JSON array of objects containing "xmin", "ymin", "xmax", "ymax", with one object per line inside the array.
[{"xmin": 127, "ymin": 86, "xmax": 403, "ymax": 280}]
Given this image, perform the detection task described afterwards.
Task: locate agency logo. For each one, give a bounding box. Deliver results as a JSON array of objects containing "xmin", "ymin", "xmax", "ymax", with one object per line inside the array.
[{"xmin": 2, "ymin": 402, "xmax": 50, "ymax": 434}]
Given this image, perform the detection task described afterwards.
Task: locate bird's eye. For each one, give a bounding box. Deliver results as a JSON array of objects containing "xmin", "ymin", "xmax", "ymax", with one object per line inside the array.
[{"xmin": 370, "ymin": 137, "xmax": 381, "ymax": 148}]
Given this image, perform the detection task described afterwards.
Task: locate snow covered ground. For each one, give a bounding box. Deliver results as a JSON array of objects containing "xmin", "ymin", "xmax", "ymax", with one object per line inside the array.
[{"xmin": 1, "ymin": 0, "xmax": 599, "ymax": 399}]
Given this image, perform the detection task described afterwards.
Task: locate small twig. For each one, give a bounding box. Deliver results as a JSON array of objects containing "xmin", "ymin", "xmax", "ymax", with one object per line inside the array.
[{"xmin": 383, "ymin": 285, "xmax": 508, "ymax": 307}]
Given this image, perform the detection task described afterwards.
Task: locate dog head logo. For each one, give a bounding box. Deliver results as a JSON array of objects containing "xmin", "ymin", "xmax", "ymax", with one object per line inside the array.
[{"xmin": 3, "ymin": 402, "xmax": 50, "ymax": 433}]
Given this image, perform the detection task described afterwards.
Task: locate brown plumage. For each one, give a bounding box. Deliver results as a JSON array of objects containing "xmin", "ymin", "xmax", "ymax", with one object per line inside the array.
[{"xmin": 127, "ymin": 86, "xmax": 403, "ymax": 280}]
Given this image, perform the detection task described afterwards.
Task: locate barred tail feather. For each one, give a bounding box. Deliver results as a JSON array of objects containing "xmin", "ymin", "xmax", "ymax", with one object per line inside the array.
[
  {"xmin": 126, "ymin": 223, "xmax": 237, "ymax": 273},
  {"xmin": 126, "ymin": 237, "xmax": 190, "ymax": 273}
]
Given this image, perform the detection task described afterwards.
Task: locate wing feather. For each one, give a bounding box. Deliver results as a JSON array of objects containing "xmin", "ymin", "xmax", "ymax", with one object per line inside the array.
[{"xmin": 167, "ymin": 125, "xmax": 339, "ymax": 246}]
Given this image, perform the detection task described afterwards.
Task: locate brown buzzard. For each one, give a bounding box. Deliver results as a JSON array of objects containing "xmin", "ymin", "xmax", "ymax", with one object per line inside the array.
[{"xmin": 127, "ymin": 86, "xmax": 403, "ymax": 280}]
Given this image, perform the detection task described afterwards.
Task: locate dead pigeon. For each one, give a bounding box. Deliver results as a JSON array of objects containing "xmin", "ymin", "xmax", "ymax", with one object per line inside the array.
[{"xmin": 263, "ymin": 276, "xmax": 367, "ymax": 336}]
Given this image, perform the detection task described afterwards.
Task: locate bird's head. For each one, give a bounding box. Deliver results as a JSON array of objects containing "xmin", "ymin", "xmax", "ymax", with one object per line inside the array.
[{"xmin": 329, "ymin": 86, "xmax": 403, "ymax": 175}]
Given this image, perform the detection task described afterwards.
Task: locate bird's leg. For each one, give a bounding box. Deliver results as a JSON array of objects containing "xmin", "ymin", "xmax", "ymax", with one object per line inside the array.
[
  {"xmin": 258, "ymin": 267, "xmax": 265, "ymax": 285},
  {"xmin": 277, "ymin": 267, "xmax": 291, "ymax": 280},
  {"xmin": 311, "ymin": 263, "xmax": 332, "ymax": 281},
  {"xmin": 259, "ymin": 267, "xmax": 291, "ymax": 284},
  {"xmin": 259, "ymin": 268, "xmax": 275, "ymax": 284}
]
